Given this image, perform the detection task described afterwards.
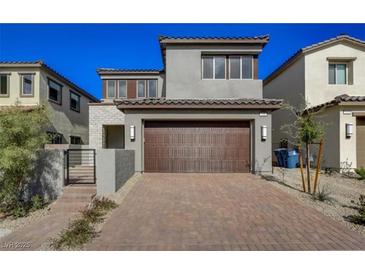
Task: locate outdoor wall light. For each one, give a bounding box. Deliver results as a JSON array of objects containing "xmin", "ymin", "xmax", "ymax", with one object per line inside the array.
[
  {"xmin": 346, "ymin": 123, "xmax": 353, "ymax": 138},
  {"xmin": 130, "ymin": 125, "xmax": 135, "ymax": 140},
  {"xmin": 261, "ymin": 125, "xmax": 268, "ymax": 141}
]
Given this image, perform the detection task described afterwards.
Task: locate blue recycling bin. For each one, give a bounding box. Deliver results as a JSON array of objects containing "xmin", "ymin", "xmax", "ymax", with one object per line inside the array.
[{"xmin": 287, "ymin": 150, "xmax": 299, "ymax": 168}]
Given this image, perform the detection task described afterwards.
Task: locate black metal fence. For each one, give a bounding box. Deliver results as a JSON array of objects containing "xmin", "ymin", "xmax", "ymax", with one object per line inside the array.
[{"xmin": 65, "ymin": 149, "xmax": 96, "ymax": 185}]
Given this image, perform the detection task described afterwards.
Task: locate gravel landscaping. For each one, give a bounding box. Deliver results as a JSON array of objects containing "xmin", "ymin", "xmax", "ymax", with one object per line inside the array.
[
  {"xmin": 262, "ymin": 167, "xmax": 365, "ymax": 237},
  {"xmin": 0, "ymin": 206, "xmax": 51, "ymax": 238}
]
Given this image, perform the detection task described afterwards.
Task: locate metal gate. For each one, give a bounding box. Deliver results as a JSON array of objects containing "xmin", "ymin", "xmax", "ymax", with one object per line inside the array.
[{"xmin": 65, "ymin": 149, "xmax": 96, "ymax": 185}]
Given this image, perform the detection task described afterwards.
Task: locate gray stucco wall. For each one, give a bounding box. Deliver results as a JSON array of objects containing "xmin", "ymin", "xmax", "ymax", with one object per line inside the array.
[
  {"xmin": 96, "ymin": 149, "xmax": 135, "ymax": 195},
  {"xmin": 263, "ymin": 56, "xmax": 306, "ymax": 147},
  {"xmin": 123, "ymin": 109, "xmax": 273, "ymax": 174},
  {"xmin": 39, "ymin": 70, "xmax": 92, "ymax": 144},
  {"xmin": 25, "ymin": 149, "xmax": 65, "ymax": 201},
  {"xmin": 165, "ymin": 45, "xmax": 263, "ymax": 99}
]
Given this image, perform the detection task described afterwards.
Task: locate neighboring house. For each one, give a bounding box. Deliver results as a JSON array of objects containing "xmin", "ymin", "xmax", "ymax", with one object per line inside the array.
[
  {"xmin": 264, "ymin": 35, "xmax": 365, "ymax": 170},
  {"xmin": 0, "ymin": 61, "xmax": 99, "ymax": 144},
  {"xmin": 90, "ymin": 35, "xmax": 282, "ymax": 173}
]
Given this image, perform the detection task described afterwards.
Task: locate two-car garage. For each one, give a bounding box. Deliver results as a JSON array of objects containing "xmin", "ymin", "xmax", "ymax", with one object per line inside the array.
[{"xmin": 144, "ymin": 120, "xmax": 251, "ymax": 173}]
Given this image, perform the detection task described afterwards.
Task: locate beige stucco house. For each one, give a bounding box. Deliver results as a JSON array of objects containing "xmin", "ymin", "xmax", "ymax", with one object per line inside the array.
[
  {"xmin": 264, "ymin": 35, "xmax": 365, "ymax": 170},
  {"xmin": 89, "ymin": 35, "xmax": 283, "ymax": 174},
  {"xmin": 0, "ymin": 61, "xmax": 99, "ymax": 144}
]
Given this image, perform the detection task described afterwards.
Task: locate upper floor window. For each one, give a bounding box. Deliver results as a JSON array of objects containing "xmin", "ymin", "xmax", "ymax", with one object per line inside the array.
[
  {"xmin": 329, "ymin": 63, "xmax": 347, "ymax": 85},
  {"xmin": 229, "ymin": 56, "xmax": 253, "ymax": 79},
  {"xmin": 48, "ymin": 79, "xmax": 62, "ymax": 104},
  {"xmin": 47, "ymin": 131, "xmax": 63, "ymax": 144},
  {"xmin": 70, "ymin": 91, "xmax": 80, "ymax": 112},
  {"xmin": 0, "ymin": 74, "xmax": 9, "ymax": 96},
  {"xmin": 137, "ymin": 79, "xmax": 157, "ymax": 98},
  {"xmin": 20, "ymin": 74, "xmax": 34, "ymax": 96},
  {"xmin": 202, "ymin": 56, "xmax": 226, "ymax": 79},
  {"xmin": 118, "ymin": 80, "xmax": 127, "ymax": 98},
  {"xmin": 70, "ymin": 135, "xmax": 82, "ymax": 145},
  {"xmin": 107, "ymin": 80, "xmax": 116, "ymax": 98},
  {"xmin": 147, "ymin": 80, "xmax": 157, "ymax": 97}
]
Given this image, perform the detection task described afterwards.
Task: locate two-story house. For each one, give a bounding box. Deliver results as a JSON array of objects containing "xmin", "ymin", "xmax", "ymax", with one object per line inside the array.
[
  {"xmin": 0, "ymin": 61, "xmax": 99, "ymax": 144},
  {"xmin": 264, "ymin": 35, "xmax": 365, "ymax": 170},
  {"xmin": 89, "ymin": 35, "xmax": 282, "ymax": 174}
]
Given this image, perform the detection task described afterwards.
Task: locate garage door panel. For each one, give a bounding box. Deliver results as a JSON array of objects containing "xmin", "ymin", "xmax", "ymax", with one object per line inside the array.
[
  {"xmin": 357, "ymin": 118, "xmax": 365, "ymax": 168},
  {"xmin": 144, "ymin": 121, "xmax": 250, "ymax": 173}
]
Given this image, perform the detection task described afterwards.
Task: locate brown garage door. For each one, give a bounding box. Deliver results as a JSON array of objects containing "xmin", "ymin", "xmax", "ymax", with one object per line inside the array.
[
  {"xmin": 144, "ymin": 121, "xmax": 250, "ymax": 173},
  {"xmin": 357, "ymin": 117, "xmax": 365, "ymax": 168}
]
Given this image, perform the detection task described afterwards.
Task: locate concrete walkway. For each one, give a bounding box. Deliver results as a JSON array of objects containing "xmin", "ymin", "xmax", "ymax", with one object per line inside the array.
[
  {"xmin": 0, "ymin": 185, "xmax": 95, "ymax": 251},
  {"xmin": 87, "ymin": 173, "xmax": 365, "ymax": 251}
]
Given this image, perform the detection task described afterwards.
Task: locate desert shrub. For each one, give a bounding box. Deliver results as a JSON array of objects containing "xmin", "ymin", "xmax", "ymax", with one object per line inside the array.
[
  {"xmin": 31, "ymin": 195, "xmax": 45, "ymax": 211},
  {"xmin": 51, "ymin": 197, "xmax": 117, "ymax": 250},
  {"xmin": 355, "ymin": 167, "xmax": 365, "ymax": 180},
  {"xmin": 345, "ymin": 195, "xmax": 365, "ymax": 225},
  {"xmin": 51, "ymin": 219, "xmax": 95, "ymax": 250},
  {"xmin": 0, "ymin": 106, "xmax": 49, "ymax": 217},
  {"xmin": 92, "ymin": 197, "xmax": 117, "ymax": 212},
  {"xmin": 11, "ymin": 203, "xmax": 27, "ymax": 218},
  {"xmin": 312, "ymin": 186, "xmax": 334, "ymax": 203}
]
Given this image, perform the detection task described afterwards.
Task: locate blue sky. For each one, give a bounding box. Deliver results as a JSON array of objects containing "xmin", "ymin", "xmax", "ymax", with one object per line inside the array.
[{"xmin": 1, "ymin": 24, "xmax": 364, "ymax": 99}]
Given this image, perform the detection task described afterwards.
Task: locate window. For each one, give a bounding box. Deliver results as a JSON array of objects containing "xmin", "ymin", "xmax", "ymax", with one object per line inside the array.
[
  {"xmin": 70, "ymin": 91, "xmax": 80, "ymax": 112},
  {"xmin": 21, "ymin": 74, "xmax": 34, "ymax": 96},
  {"xmin": 228, "ymin": 56, "xmax": 253, "ymax": 79},
  {"xmin": 137, "ymin": 80, "xmax": 146, "ymax": 98},
  {"xmin": 147, "ymin": 80, "xmax": 157, "ymax": 97},
  {"xmin": 47, "ymin": 131, "xmax": 63, "ymax": 144},
  {"xmin": 329, "ymin": 63, "xmax": 347, "ymax": 85},
  {"xmin": 214, "ymin": 56, "xmax": 226, "ymax": 79},
  {"xmin": 48, "ymin": 79, "xmax": 62, "ymax": 104},
  {"xmin": 229, "ymin": 57, "xmax": 241, "ymax": 79},
  {"xmin": 242, "ymin": 56, "xmax": 253, "ymax": 79},
  {"xmin": 202, "ymin": 56, "xmax": 226, "ymax": 79},
  {"xmin": 118, "ymin": 80, "xmax": 127, "ymax": 98},
  {"xmin": 0, "ymin": 74, "xmax": 9, "ymax": 96},
  {"xmin": 70, "ymin": 136, "xmax": 82, "ymax": 145},
  {"xmin": 107, "ymin": 80, "xmax": 116, "ymax": 98}
]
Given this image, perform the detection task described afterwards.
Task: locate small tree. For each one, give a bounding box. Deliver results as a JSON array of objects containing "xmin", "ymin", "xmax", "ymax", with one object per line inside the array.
[
  {"xmin": 0, "ymin": 106, "xmax": 49, "ymax": 215},
  {"xmin": 281, "ymin": 102, "xmax": 325, "ymax": 193}
]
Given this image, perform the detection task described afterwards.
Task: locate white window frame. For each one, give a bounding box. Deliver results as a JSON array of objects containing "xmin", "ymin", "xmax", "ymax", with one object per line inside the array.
[
  {"xmin": 117, "ymin": 80, "xmax": 127, "ymax": 98},
  {"xmin": 137, "ymin": 80, "xmax": 146, "ymax": 98},
  {"xmin": 20, "ymin": 73, "xmax": 35, "ymax": 96},
  {"xmin": 106, "ymin": 80, "xmax": 117, "ymax": 98},
  {"xmin": 202, "ymin": 56, "xmax": 226, "ymax": 80},
  {"xmin": 229, "ymin": 56, "xmax": 254, "ymax": 80},
  {"xmin": 328, "ymin": 62, "xmax": 348, "ymax": 85},
  {"xmin": 0, "ymin": 73, "xmax": 10, "ymax": 97},
  {"xmin": 147, "ymin": 79, "xmax": 158, "ymax": 98}
]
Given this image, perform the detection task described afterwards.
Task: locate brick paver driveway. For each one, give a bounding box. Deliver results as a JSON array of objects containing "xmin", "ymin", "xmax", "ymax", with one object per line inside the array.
[{"xmin": 87, "ymin": 173, "xmax": 365, "ymax": 251}]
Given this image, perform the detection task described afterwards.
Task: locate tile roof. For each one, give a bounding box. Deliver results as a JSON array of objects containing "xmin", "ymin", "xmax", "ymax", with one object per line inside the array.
[
  {"xmin": 96, "ymin": 68, "xmax": 163, "ymax": 74},
  {"xmin": 264, "ymin": 35, "xmax": 365, "ymax": 85},
  {"xmin": 115, "ymin": 98, "xmax": 283, "ymax": 110},
  {"xmin": 159, "ymin": 35, "xmax": 270, "ymax": 43},
  {"xmin": 307, "ymin": 94, "xmax": 365, "ymax": 113},
  {"xmin": 0, "ymin": 60, "xmax": 99, "ymax": 102}
]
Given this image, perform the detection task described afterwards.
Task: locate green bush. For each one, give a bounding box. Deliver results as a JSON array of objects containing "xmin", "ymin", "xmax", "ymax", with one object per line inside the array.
[
  {"xmin": 0, "ymin": 106, "xmax": 49, "ymax": 216},
  {"xmin": 11, "ymin": 204, "xmax": 27, "ymax": 218},
  {"xmin": 92, "ymin": 197, "xmax": 117, "ymax": 212},
  {"xmin": 31, "ymin": 195, "xmax": 44, "ymax": 211},
  {"xmin": 354, "ymin": 167, "xmax": 365, "ymax": 180}
]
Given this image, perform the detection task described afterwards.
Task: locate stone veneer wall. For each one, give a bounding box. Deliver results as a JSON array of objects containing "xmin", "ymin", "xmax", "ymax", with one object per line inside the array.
[{"xmin": 89, "ymin": 104, "xmax": 125, "ymax": 148}]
